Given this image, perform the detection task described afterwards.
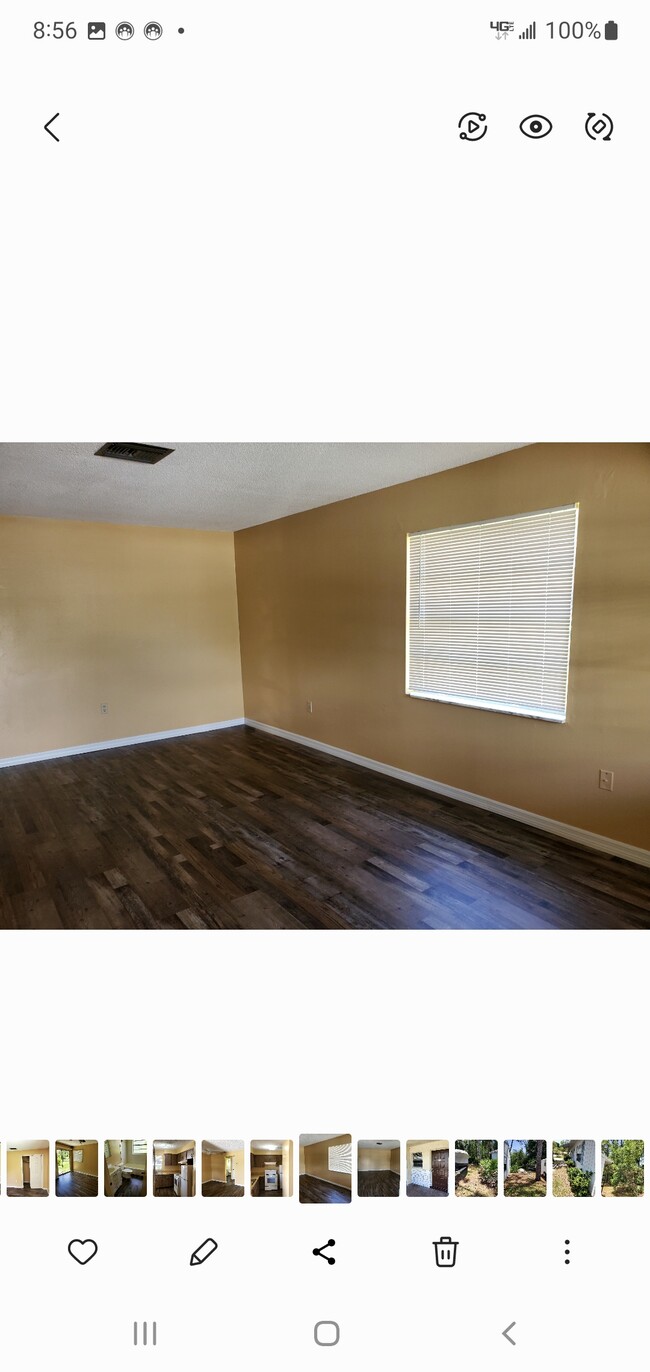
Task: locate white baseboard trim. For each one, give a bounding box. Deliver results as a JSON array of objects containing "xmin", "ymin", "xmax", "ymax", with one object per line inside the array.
[
  {"xmin": 246, "ymin": 719, "xmax": 650, "ymax": 869},
  {"xmin": 0, "ymin": 718, "xmax": 246, "ymax": 770},
  {"xmin": 302, "ymin": 1171, "xmax": 352, "ymax": 1188}
]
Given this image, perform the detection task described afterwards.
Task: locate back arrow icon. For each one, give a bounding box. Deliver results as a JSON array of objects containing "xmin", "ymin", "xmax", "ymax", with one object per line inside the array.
[
  {"xmin": 44, "ymin": 113, "xmax": 60, "ymax": 142},
  {"xmin": 502, "ymin": 1321, "xmax": 517, "ymax": 1346}
]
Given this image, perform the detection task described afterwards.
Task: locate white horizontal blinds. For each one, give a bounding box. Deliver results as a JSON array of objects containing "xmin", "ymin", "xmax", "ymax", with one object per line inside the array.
[
  {"xmin": 328, "ymin": 1142, "xmax": 352, "ymax": 1174},
  {"xmin": 407, "ymin": 504, "xmax": 578, "ymax": 722}
]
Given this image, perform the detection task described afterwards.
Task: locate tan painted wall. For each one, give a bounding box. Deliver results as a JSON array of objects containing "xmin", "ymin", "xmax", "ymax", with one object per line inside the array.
[
  {"xmin": 73, "ymin": 1141, "xmax": 99, "ymax": 1176},
  {"xmin": 302, "ymin": 1135, "xmax": 352, "ymax": 1190},
  {"xmin": 56, "ymin": 1141, "xmax": 99, "ymax": 1176},
  {"xmin": 202, "ymin": 1151, "xmax": 226, "ymax": 1183},
  {"xmin": 202, "ymin": 1149, "xmax": 244, "ymax": 1184},
  {"xmin": 282, "ymin": 1139, "xmax": 293, "ymax": 1197},
  {"xmin": 123, "ymin": 1140, "xmax": 147, "ymax": 1169},
  {"xmin": 357, "ymin": 1146, "xmax": 401, "ymax": 1173},
  {"xmin": 229, "ymin": 1148, "xmax": 245, "ymax": 1186},
  {"xmin": 0, "ymin": 516, "xmax": 244, "ymax": 760},
  {"xmin": 358, "ymin": 1146, "xmax": 391, "ymax": 1172},
  {"xmin": 7, "ymin": 1145, "xmax": 49, "ymax": 1189},
  {"xmin": 235, "ymin": 444, "xmax": 650, "ymax": 848}
]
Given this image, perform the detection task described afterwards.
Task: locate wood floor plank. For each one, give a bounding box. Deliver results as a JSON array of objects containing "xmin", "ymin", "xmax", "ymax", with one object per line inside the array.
[
  {"xmin": 358, "ymin": 1170, "xmax": 400, "ymax": 1198},
  {"xmin": 202, "ymin": 1181, "xmax": 245, "ymax": 1197},
  {"xmin": 0, "ymin": 724, "xmax": 647, "ymax": 930},
  {"xmin": 299, "ymin": 1175, "xmax": 352, "ymax": 1203},
  {"xmin": 56, "ymin": 1172, "xmax": 99, "ymax": 1197}
]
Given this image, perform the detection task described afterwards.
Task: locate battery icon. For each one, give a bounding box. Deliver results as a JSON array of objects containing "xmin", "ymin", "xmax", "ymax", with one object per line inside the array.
[{"xmin": 604, "ymin": 20, "xmax": 618, "ymax": 39}]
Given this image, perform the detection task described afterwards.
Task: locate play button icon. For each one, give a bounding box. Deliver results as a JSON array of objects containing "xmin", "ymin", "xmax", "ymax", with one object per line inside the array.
[{"xmin": 459, "ymin": 112, "xmax": 487, "ymax": 141}]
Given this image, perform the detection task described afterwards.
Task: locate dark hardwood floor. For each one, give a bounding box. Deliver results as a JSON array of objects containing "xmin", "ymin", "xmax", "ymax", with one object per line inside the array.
[
  {"xmin": 7, "ymin": 1186, "xmax": 48, "ymax": 1197},
  {"xmin": 358, "ymin": 1170, "xmax": 400, "ymax": 1198},
  {"xmin": 202, "ymin": 1181, "xmax": 245, "ymax": 1197},
  {"xmin": 406, "ymin": 1183, "xmax": 448, "ymax": 1198},
  {"xmin": 56, "ymin": 1172, "xmax": 98, "ymax": 1197},
  {"xmin": 114, "ymin": 1176, "xmax": 146, "ymax": 1196},
  {"xmin": 300, "ymin": 1175, "xmax": 352, "ymax": 1203},
  {"xmin": 1, "ymin": 724, "xmax": 648, "ymax": 930}
]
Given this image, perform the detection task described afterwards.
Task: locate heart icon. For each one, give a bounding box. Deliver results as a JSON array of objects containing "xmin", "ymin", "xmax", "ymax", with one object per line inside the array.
[{"xmin": 68, "ymin": 1238, "xmax": 98, "ymax": 1265}]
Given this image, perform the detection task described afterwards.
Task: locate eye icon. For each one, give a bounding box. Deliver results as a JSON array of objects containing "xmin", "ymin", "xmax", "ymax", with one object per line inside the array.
[{"xmin": 520, "ymin": 114, "xmax": 553, "ymax": 139}]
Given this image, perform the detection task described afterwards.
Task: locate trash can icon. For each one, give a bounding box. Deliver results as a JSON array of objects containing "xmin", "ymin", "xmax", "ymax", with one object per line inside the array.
[
  {"xmin": 604, "ymin": 20, "xmax": 618, "ymax": 40},
  {"xmin": 433, "ymin": 1237, "xmax": 458, "ymax": 1268}
]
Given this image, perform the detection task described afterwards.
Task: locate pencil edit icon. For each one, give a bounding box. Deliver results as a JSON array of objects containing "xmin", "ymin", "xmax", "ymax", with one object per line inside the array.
[{"xmin": 190, "ymin": 1237, "xmax": 218, "ymax": 1266}]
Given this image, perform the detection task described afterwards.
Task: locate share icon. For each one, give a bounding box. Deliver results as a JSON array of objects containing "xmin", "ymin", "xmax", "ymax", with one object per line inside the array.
[{"xmin": 313, "ymin": 1239, "xmax": 336, "ymax": 1265}]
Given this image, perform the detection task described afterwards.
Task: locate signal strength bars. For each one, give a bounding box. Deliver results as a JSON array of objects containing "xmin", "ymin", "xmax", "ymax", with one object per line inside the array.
[{"xmin": 519, "ymin": 21, "xmax": 536, "ymax": 38}]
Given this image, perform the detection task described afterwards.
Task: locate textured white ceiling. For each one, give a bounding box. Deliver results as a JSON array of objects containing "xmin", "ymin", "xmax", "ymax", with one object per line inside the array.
[
  {"xmin": 203, "ymin": 1140, "xmax": 243, "ymax": 1153},
  {"xmin": 153, "ymin": 1140, "xmax": 194, "ymax": 1152},
  {"xmin": 300, "ymin": 1134, "xmax": 349, "ymax": 1145},
  {"xmin": 0, "ymin": 443, "xmax": 527, "ymax": 531},
  {"xmin": 7, "ymin": 1140, "xmax": 49, "ymax": 1151}
]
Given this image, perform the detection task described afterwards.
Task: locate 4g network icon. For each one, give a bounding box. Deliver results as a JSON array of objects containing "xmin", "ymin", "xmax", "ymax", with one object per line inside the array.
[
  {"xmin": 490, "ymin": 19, "xmax": 536, "ymax": 40},
  {"xmin": 491, "ymin": 20, "xmax": 514, "ymax": 39}
]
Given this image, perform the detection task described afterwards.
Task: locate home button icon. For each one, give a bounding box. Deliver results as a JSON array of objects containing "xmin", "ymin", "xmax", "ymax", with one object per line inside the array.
[{"xmin": 314, "ymin": 1321, "xmax": 340, "ymax": 1346}]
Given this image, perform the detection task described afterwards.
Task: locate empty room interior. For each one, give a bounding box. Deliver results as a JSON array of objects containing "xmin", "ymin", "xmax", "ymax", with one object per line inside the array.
[
  {"xmin": 357, "ymin": 1140, "xmax": 400, "ymax": 1197},
  {"xmin": 202, "ymin": 1140, "xmax": 245, "ymax": 1197},
  {"xmin": 299, "ymin": 1135, "xmax": 353, "ymax": 1203},
  {"xmin": 0, "ymin": 442, "xmax": 648, "ymax": 932},
  {"xmin": 55, "ymin": 1140, "xmax": 99, "ymax": 1197},
  {"xmin": 6, "ymin": 1140, "xmax": 50, "ymax": 1196}
]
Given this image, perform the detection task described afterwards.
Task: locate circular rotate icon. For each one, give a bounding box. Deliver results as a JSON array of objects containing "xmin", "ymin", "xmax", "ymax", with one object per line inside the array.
[
  {"xmin": 144, "ymin": 20, "xmax": 163, "ymax": 39},
  {"xmin": 458, "ymin": 112, "xmax": 487, "ymax": 141},
  {"xmin": 520, "ymin": 114, "xmax": 553, "ymax": 139},
  {"xmin": 585, "ymin": 112, "xmax": 613, "ymax": 140},
  {"xmin": 116, "ymin": 21, "xmax": 134, "ymax": 39}
]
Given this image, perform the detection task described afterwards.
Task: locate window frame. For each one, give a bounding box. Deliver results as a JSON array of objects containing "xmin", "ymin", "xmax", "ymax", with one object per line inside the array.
[
  {"xmin": 405, "ymin": 503, "xmax": 579, "ymax": 724},
  {"xmin": 328, "ymin": 1141, "xmax": 352, "ymax": 1175}
]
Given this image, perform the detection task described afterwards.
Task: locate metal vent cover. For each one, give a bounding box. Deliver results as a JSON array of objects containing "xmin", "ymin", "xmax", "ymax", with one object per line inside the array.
[{"xmin": 95, "ymin": 443, "xmax": 174, "ymax": 465}]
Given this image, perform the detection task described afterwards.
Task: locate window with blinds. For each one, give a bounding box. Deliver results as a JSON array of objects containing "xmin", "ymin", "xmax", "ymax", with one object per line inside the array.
[
  {"xmin": 406, "ymin": 504, "xmax": 579, "ymax": 722},
  {"xmin": 328, "ymin": 1141, "xmax": 352, "ymax": 1174}
]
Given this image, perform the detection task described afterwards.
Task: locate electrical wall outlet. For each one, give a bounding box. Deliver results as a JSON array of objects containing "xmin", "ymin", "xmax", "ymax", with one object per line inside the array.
[
  {"xmin": 100, "ymin": 703, "xmax": 109, "ymax": 714},
  {"xmin": 306, "ymin": 700, "xmax": 313, "ymax": 714},
  {"xmin": 599, "ymin": 769, "xmax": 614, "ymax": 792}
]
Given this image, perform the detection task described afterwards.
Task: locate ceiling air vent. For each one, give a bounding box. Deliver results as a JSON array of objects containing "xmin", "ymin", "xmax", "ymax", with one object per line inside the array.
[{"xmin": 95, "ymin": 442, "xmax": 174, "ymax": 465}]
